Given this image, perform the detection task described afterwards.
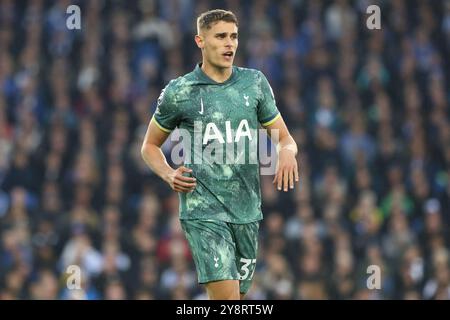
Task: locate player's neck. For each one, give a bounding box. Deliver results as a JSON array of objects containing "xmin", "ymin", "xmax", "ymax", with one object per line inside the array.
[{"xmin": 201, "ymin": 61, "xmax": 232, "ymax": 83}]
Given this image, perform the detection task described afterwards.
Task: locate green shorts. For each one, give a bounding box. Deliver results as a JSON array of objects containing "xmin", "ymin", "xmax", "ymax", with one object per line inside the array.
[{"xmin": 180, "ymin": 219, "xmax": 259, "ymax": 294}]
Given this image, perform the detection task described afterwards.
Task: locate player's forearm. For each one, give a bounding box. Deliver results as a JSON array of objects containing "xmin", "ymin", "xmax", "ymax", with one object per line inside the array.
[
  {"xmin": 141, "ymin": 144, "xmax": 174, "ymax": 183},
  {"xmin": 276, "ymin": 134, "xmax": 298, "ymax": 156}
]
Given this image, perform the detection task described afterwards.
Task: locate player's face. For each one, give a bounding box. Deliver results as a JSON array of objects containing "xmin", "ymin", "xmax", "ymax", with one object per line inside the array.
[{"xmin": 200, "ymin": 21, "xmax": 238, "ymax": 69}]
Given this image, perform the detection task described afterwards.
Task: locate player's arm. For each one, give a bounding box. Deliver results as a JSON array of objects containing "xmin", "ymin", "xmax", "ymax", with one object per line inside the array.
[
  {"xmin": 264, "ymin": 115, "xmax": 299, "ymax": 192},
  {"xmin": 141, "ymin": 118, "xmax": 197, "ymax": 193}
]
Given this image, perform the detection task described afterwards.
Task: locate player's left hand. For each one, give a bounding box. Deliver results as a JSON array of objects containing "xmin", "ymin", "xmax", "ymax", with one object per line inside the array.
[{"xmin": 273, "ymin": 147, "xmax": 299, "ymax": 192}]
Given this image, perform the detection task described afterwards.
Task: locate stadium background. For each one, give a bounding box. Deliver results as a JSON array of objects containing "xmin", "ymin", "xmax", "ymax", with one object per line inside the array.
[{"xmin": 0, "ymin": 0, "xmax": 449, "ymax": 299}]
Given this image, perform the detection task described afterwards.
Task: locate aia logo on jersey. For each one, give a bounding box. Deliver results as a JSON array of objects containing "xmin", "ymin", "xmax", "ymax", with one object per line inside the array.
[{"xmin": 201, "ymin": 119, "xmax": 252, "ymax": 145}]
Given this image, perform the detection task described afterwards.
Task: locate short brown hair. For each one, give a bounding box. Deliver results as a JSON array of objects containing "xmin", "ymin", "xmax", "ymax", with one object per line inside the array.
[{"xmin": 196, "ymin": 9, "xmax": 238, "ymax": 33}]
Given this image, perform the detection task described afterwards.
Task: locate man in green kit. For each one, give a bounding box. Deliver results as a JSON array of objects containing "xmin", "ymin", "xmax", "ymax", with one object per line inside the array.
[{"xmin": 141, "ymin": 9, "xmax": 298, "ymax": 300}]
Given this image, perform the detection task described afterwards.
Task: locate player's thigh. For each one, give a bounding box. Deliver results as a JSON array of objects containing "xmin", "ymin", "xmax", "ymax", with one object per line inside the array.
[
  {"xmin": 231, "ymin": 221, "xmax": 260, "ymax": 294},
  {"xmin": 205, "ymin": 280, "xmax": 240, "ymax": 300},
  {"xmin": 180, "ymin": 219, "xmax": 240, "ymax": 285}
]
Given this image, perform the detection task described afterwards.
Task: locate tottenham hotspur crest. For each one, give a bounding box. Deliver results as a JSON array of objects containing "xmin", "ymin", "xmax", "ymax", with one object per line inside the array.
[{"xmin": 244, "ymin": 94, "xmax": 250, "ymax": 107}]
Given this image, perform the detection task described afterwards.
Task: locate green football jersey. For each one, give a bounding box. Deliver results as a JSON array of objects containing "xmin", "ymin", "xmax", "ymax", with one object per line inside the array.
[{"xmin": 153, "ymin": 63, "xmax": 280, "ymax": 223}]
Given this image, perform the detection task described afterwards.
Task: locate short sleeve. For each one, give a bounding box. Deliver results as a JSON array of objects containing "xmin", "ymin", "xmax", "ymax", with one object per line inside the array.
[
  {"xmin": 257, "ymin": 71, "xmax": 281, "ymax": 127},
  {"xmin": 152, "ymin": 82, "xmax": 181, "ymax": 133}
]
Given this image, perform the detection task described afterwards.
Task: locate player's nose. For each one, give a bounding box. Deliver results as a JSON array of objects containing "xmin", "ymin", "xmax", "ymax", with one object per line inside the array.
[{"xmin": 224, "ymin": 37, "xmax": 234, "ymax": 48}]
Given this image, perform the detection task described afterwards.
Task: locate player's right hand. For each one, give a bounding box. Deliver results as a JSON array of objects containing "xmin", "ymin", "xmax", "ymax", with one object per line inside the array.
[{"xmin": 167, "ymin": 166, "xmax": 197, "ymax": 193}]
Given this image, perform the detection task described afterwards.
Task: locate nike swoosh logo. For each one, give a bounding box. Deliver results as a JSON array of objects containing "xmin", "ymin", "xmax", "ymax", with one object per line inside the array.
[{"xmin": 199, "ymin": 98, "xmax": 204, "ymax": 115}]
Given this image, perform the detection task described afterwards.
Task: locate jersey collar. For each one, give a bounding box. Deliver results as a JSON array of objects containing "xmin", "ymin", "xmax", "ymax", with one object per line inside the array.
[{"xmin": 194, "ymin": 63, "xmax": 237, "ymax": 85}]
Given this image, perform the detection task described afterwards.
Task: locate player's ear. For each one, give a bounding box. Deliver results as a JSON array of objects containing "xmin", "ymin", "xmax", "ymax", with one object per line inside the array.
[{"xmin": 195, "ymin": 34, "xmax": 204, "ymax": 49}]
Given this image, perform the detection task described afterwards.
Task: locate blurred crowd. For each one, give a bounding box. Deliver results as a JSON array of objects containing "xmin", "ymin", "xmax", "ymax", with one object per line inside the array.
[{"xmin": 1, "ymin": 0, "xmax": 450, "ymax": 300}]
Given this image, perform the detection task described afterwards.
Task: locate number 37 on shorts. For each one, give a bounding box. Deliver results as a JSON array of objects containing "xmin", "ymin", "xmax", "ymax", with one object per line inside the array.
[{"xmin": 239, "ymin": 258, "xmax": 257, "ymax": 280}]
